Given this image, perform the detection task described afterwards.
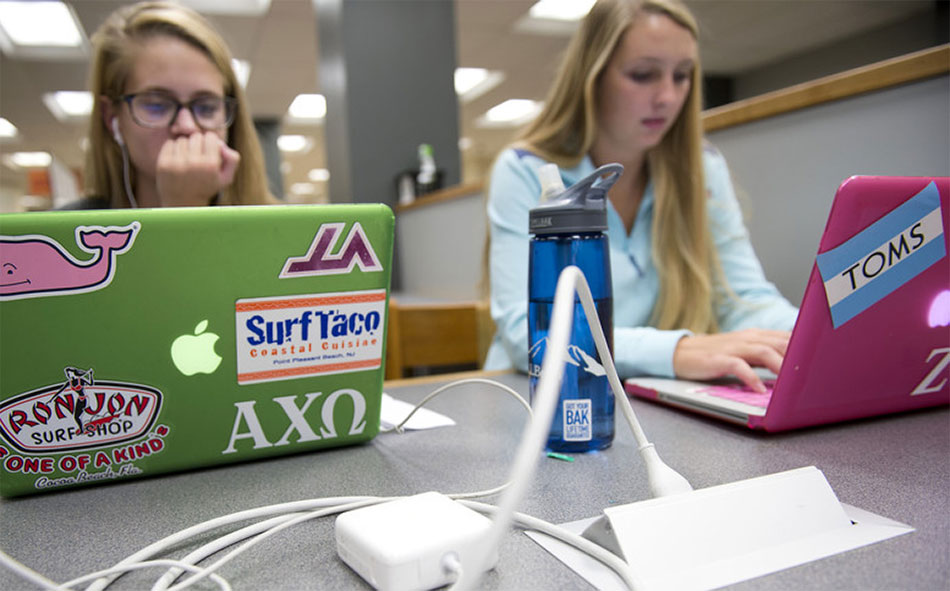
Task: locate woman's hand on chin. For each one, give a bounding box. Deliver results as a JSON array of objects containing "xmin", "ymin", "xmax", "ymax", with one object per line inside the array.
[{"xmin": 155, "ymin": 131, "xmax": 241, "ymax": 206}]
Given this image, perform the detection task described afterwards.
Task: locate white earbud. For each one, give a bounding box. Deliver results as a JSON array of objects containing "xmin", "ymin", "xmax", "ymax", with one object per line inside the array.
[{"xmin": 111, "ymin": 118, "xmax": 124, "ymax": 147}]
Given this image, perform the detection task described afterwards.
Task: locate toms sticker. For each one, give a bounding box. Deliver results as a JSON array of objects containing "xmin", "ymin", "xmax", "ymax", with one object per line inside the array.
[
  {"xmin": 816, "ymin": 182, "xmax": 946, "ymax": 328},
  {"xmin": 0, "ymin": 366, "xmax": 163, "ymax": 454},
  {"xmin": 235, "ymin": 289, "xmax": 386, "ymax": 385},
  {"xmin": 0, "ymin": 222, "xmax": 140, "ymax": 300},
  {"xmin": 279, "ymin": 222, "xmax": 382, "ymax": 278}
]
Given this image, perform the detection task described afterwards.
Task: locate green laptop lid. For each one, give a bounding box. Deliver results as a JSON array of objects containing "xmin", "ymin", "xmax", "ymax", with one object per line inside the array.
[{"xmin": 0, "ymin": 204, "xmax": 394, "ymax": 496}]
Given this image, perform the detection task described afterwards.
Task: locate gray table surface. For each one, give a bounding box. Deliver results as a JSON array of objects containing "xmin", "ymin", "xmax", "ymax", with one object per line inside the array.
[{"xmin": 1, "ymin": 372, "xmax": 948, "ymax": 590}]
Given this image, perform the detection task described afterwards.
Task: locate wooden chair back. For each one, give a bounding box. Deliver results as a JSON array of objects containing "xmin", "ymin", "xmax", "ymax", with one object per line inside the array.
[{"xmin": 385, "ymin": 299, "xmax": 494, "ymax": 379}]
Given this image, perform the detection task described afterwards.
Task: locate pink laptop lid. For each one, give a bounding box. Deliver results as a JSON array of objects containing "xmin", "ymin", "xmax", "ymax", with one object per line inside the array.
[{"xmin": 758, "ymin": 176, "xmax": 949, "ymax": 431}]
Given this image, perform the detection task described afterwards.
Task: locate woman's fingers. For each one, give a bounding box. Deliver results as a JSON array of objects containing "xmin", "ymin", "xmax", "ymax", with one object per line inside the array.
[
  {"xmin": 672, "ymin": 329, "xmax": 792, "ymax": 392},
  {"xmin": 156, "ymin": 132, "xmax": 238, "ymax": 206}
]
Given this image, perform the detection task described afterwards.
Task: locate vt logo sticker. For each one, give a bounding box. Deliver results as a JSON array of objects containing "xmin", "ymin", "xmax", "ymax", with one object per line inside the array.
[{"xmin": 280, "ymin": 222, "xmax": 383, "ymax": 278}]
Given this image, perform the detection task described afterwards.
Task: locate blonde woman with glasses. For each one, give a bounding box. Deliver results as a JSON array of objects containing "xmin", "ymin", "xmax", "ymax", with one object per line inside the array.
[
  {"xmin": 76, "ymin": 1, "xmax": 274, "ymax": 208},
  {"xmin": 485, "ymin": 0, "xmax": 798, "ymax": 393}
]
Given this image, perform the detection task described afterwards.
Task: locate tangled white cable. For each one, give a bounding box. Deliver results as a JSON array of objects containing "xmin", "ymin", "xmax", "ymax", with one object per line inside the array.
[
  {"xmin": 0, "ymin": 266, "xmax": 691, "ymax": 591},
  {"xmin": 0, "ymin": 380, "xmax": 534, "ymax": 591}
]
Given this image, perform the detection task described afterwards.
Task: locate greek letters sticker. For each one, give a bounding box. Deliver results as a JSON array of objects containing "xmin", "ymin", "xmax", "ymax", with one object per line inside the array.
[
  {"xmin": 235, "ymin": 289, "xmax": 386, "ymax": 385},
  {"xmin": 0, "ymin": 222, "xmax": 140, "ymax": 301},
  {"xmin": 816, "ymin": 182, "xmax": 946, "ymax": 328}
]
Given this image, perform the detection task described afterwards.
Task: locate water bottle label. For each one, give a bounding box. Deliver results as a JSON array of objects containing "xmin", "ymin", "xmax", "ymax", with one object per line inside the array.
[{"xmin": 563, "ymin": 399, "xmax": 592, "ymax": 441}]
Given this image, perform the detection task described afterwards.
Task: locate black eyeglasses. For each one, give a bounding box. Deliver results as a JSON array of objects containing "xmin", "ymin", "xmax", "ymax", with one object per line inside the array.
[{"xmin": 120, "ymin": 92, "xmax": 237, "ymax": 130}]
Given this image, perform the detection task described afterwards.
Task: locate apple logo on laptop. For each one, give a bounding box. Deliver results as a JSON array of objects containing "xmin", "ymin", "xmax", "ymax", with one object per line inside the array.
[
  {"xmin": 171, "ymin": 320, "xmax": 222, "ymax": 376},
  {"xmin": 928, "ymin": 290, "xmax": 950, "ymax": 328}
]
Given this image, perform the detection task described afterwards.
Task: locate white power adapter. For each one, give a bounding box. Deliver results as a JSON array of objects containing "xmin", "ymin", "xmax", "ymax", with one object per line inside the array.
[{"xmin": 335, "ymin": 492, "xmax": 497, "ymax": 591}]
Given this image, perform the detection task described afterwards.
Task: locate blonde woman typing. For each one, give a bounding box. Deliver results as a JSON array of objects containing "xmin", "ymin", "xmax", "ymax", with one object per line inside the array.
[{"xmin": 485, "ymin": 0, "xmax": 797, "ymax": 393}]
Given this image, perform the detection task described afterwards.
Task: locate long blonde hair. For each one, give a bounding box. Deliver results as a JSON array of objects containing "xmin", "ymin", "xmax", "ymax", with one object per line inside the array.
[
  {"xmin": 515, "ymin": 0, "xmax": 721, "ymax": 333},
  {"xmin": 84, "ymin": 1, "xmax": 274, "ymax": 207}
]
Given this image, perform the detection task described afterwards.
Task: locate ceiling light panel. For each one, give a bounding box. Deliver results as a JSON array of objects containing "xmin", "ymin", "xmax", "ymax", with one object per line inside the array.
[
  {"xmin": 529, "ymin": 0, "xmax": 595, "ymax": 21},
  {"xmin": 476, "ymin": 99, "xmax": 543, "ymax": 128},
  {"xmin": 277, "ymin": 135, "xmax": 313, "ymax": 153},
  {"xmin": 287, "ymin": 94, "xmax": 327, "ymax": 121},
  {"xmin": 0, "ymin": 117, "xmax": 18, "ymax": 138},
  {"xmin": 231, "ymin": 59, "xmax": 251, "ymax": 88},
  {"xmin": 179, "ymin": 0, "xmax": 272, "ymax": 16},
  {"xmin": 515, "ymin": 0, "xmax": 594, "ymax": 35},
  {"xmin": 308, "ymin": 168, "xmax": 330, "ymax": 182},
  {"xmin": 42, "ymin": 91, "xmax": 93, "ymax": 122},
  {"xmin": 455, "ymin": 68, "xmax": 505, "ymax": 103},
  {"xmin": 4, "ymin": 151, "xmax": 52, "ymax": 168},
  {"xmin": 0, "ymin": 1, "xmax": 87, "ymax": 59},
  {"xmin": 290, "ymin": 182, "xmax": 317, "ymax": 195}
]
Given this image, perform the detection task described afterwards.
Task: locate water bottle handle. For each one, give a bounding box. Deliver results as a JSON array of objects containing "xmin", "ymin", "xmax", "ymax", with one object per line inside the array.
[
  {"xmin": 591, "ymin": 163, "xmax": 623, "ymax": 191},
  {"xmin": 575, "ymin": 163, "xmax": 624, "ymax": 204}
]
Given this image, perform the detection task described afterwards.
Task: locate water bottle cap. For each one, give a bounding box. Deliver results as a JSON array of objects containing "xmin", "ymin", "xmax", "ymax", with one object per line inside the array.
[{"xmin": 529, "ymin": 163, "xmax": 623, "ymax": 235}]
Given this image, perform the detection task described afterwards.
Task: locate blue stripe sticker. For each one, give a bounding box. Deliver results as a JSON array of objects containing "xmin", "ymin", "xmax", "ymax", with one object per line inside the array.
[{"xmin": 816, "ymin": 182, "xmax": 946, "ymax": 328}]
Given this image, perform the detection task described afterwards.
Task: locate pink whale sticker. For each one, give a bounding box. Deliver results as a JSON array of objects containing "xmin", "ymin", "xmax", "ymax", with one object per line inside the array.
[{"xmin": 0, "ymin": 222, "xmax": 140, "ymax": 300}]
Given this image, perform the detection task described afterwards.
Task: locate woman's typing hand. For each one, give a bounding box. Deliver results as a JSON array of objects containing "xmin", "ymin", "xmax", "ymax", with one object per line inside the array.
[{"xmin": 672, "ymin": 329, "xmax": 791, "ymax": 393}]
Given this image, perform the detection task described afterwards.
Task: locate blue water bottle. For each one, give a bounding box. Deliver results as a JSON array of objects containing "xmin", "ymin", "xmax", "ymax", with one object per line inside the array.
[{"xmin": 528, "ymin": 163, "xmax": 622, "ymax": 453}]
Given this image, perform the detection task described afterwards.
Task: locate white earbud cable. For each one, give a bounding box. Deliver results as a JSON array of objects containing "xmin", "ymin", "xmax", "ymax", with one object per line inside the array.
[{"xmin": 119, "ymin": 143, "xmax": 138, "ymax": 209}]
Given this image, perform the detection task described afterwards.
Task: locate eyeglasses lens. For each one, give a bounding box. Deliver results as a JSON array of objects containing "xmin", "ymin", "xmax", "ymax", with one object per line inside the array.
[{"xmin": 129, "ymin": 94, "xmax": 233, "ymax": 129}]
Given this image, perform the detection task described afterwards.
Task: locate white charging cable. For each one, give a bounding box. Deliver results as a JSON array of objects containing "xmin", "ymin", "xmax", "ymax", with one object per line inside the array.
[
  {"xmin": 82, "ymin": 496, "xmax": 377, "ymax": 591},
  {"xmin": 162, "ymin": 498, "xmax": 384, "ymax": 591},
  {"xmin": 150, "ymin": 380, "xmax": 534, "ymax": 590},
  {"xmin": 0, "ymin": 550, "xmax": 231, "ymax": 591},
  {"xmin": 458, "ymin": 500, "xmax": 641, "ymax": 590},
  {"xmin": 1, "ymin": 268, "xmax": 689, "ymax": 591},
  {"xmin": 148, "ymin": 514, "xmax": 299, "ymax": 591},
  {"xmin": 454, "ymin": 265, "xmax": 692, "ymax": 590},
  {"xmin": 381, "ymin": 377, "xmax": 531, "ymax": 436},
  {"xmin": 73, "ymin": 381, "xmax": 529, "ymax": 591}
]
